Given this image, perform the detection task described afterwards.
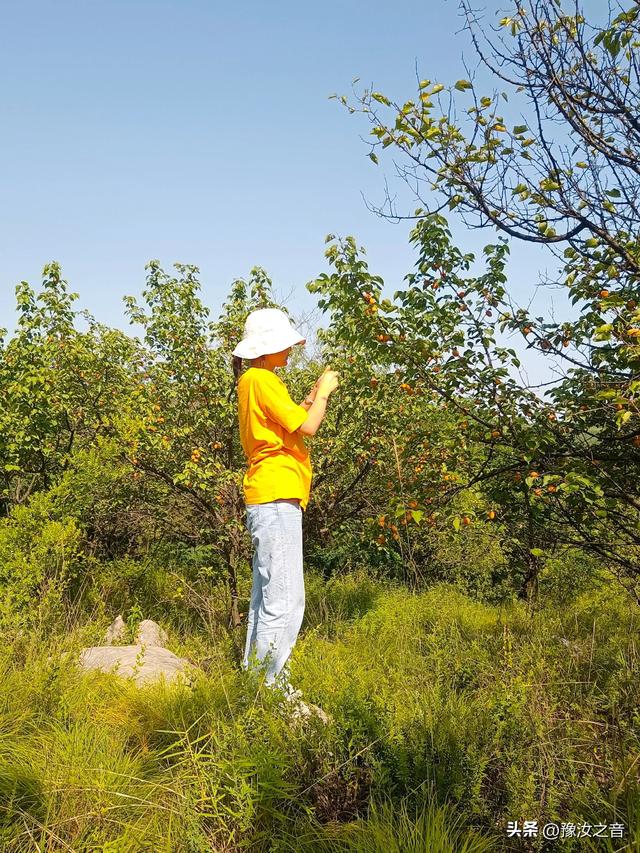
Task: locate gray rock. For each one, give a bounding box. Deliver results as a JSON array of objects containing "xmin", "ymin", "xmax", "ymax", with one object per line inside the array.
[
  {"xmin": 135, "ymin": 619, "xmax": 168, "ymax": 647},
  {"xmin": 286, "ymin": 689, "xmax": 331, "ymax": 725},
  {"xmin": 79, "ymin": 644, "xmax": 193, "ymax": 686},
  {"xmin": 104, "ymin": 615, "xmax": 127, "ymax": 645}
]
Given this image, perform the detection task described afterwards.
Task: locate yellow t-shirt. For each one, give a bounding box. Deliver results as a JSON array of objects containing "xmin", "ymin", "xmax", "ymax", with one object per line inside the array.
[{"xmin": 237, "ymin": 367, "xmax": 312, "ymax": 509}]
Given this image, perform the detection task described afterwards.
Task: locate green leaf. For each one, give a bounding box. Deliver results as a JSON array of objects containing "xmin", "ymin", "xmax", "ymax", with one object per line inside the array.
[
  {"xmin": 454, "ymin": 79, "xmax": 472, "ymax": 91},
  {"xmin": 371, "ymin": 92, "xmax": 391, "ymax": 106}
]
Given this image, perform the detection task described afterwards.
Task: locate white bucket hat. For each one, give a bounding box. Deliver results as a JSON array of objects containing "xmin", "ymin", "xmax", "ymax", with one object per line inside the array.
[{"xmin": 232, "ymin": 308, "xmax": 306, "ymax": 359}]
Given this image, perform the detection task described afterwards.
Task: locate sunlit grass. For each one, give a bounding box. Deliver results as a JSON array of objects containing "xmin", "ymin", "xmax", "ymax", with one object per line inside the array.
[{"xmin": 0, "ymin": 576, "xmax": 638, "ymax": 851}]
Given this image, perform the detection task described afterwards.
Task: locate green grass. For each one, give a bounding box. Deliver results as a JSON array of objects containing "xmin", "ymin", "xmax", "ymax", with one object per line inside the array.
[{"xmin": 0, "ymin": 574, "xmax": 638, "ymax": 851}]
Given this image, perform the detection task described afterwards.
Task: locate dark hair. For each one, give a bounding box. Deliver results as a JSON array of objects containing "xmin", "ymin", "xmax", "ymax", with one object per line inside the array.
[
  {"xmin": 232, "ymin": 355, "xmax": 243, "ymax": 384},
  {"xmin": 228, "ymin": 355, "xmax": 243, "ymax": 401}
]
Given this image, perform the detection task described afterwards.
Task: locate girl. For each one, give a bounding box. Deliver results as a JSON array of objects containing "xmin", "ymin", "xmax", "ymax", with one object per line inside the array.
[{"xmin": 232, "ymin": 308, "xmax": 339, "ymax": 693}]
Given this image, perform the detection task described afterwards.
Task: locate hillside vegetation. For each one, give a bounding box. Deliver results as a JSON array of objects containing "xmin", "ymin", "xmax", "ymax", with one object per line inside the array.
[
  {"xmin": 2, "ymin": 553, "xmax": 638, "ymax": 851},
  {"xmin": 3, "ymin": 1, "xmax": 640, "ymax": 849}
]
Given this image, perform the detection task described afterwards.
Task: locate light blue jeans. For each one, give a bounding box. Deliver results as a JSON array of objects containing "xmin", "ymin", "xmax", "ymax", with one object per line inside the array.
[{"xmin": 243, "ymin": 500, "xmax": 305, "ymax": 686}]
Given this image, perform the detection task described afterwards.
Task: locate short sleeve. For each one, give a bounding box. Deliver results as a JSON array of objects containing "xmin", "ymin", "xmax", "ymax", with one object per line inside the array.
[{"xmin": 257, "ymin": 372, "xmax": 308, "ymax": 434}]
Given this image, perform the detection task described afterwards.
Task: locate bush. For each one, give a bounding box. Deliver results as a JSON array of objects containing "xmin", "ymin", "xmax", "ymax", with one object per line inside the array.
[{"xmin": 0, "ymin": 490, "xmax": 88, "ymax": 631}]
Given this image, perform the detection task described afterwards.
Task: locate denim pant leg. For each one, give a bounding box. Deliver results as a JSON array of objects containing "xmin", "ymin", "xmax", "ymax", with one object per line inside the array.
[{"xmin": 242, "ymin": 501, "xmax": 305, "ymax": 685}]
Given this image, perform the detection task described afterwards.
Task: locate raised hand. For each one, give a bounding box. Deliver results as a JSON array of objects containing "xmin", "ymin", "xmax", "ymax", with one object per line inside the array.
[{"xmin": 317, "ymin": 368, "xmax": 339, "ymax": 397}]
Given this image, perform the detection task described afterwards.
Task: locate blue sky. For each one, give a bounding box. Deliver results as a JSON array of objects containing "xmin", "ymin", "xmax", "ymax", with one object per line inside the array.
[{"xmin": 0, "ymin": 0, "xmax": 602, "ymax": 383}]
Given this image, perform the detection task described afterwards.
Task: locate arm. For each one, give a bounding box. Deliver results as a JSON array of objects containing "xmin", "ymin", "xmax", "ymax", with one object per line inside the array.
[
  {"xmin": 298, "ymin": 395, "xmax": 329, "ymax": 436},
  {"xmin": 298, "ymin": 368, "xmax": 339, "ymax": 436},
  {"xmin": 300, "ymin": 390, "xmax": 316, "ymax": 412},
  {"xmin": 299, "ymin": 368, "xmax": 327, "ymax": 410}
]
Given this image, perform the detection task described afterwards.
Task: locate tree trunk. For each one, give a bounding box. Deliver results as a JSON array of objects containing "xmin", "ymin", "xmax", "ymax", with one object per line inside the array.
[
  {"xmin": 226, "ymin": 539, "xmax": 243, "ymax": 629},
  {"xmin": 518, "ymin": 555, "xmax": 539, "ymax": 603},
  {"xmin": 518, "ymin": 487, "xmax": 540, "ymax": 605}
]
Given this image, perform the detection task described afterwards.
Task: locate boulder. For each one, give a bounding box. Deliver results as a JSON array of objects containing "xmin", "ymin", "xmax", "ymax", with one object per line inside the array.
[
  {"xmin": 80, "ymin": 618, "xmax": 194, "ymax": 686},
  {"xmin": 136, "ymin": 619, "xmax": 168, "ymax": 647},
  {"xmin": 104, "ymin": 615, "xmax": 127, "ymax": 644},
  {"xmin": 79, "ymin": 644, "xmax": 193, "ymax": 686}
]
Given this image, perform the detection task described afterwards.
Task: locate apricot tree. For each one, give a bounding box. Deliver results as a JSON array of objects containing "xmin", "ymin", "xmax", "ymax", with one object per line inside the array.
[{"xmin": 321, "ymin": 0, "xmax": 640, "ymax": 599}]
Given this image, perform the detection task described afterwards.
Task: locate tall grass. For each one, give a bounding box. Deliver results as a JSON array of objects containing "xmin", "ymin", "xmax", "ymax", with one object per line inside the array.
[
  {"xmin": 0, "ymin": 575, "xmax": 638, "ymax": 851},
  {"xmin": 277, "ymin": 792, "xmax": 498, "ymax": 852}
]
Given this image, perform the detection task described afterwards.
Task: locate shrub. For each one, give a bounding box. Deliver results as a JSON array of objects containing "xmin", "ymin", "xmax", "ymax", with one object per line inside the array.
[{"xmin": 0, "ymin": 490, "xmax": 87, "ymax": 630}]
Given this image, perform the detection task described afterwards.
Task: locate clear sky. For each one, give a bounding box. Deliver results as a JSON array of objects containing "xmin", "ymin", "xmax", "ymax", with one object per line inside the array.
[{"xmin": 0, "ymin": 0, "xmax": 603, "ymax": 383}]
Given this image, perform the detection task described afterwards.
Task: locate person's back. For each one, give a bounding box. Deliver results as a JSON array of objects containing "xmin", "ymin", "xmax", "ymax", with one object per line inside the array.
[{"xmin": 237, "ymin": 366, "xmax": 311, "ymax": 509}]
